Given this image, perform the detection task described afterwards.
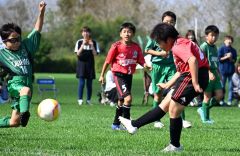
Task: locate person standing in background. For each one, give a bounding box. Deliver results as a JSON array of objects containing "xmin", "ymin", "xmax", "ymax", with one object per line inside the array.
[
  {"xmin": 74, "ymin": 26, "xmax": 100, "ymax": 105},
  {"xmin": 218, "ymin": 35, "xmax": 237, "ymax": 106}
]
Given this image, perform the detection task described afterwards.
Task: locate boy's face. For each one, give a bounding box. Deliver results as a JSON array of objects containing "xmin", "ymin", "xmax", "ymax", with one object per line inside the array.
[
  {"xmin": 158, "ymin": 38, "xmax": 175, "ymax": 52},
  {"xmin": 206, "ymin": 32, "xmax": 218, "ymax": 45},
  {"xmin": 224, "ymin": 38, "xmax": 232, "ymax": 47},
  {"xmin": 162, "ymin": 16, "xmax": 176, "ymax": 26},
  {"xmin": 120, "ymin": 28, "xmax": 134, "ymax": 44},
  {"xmin": 3, "ymin": 32, "xmax": 21, "ymax": 51}
]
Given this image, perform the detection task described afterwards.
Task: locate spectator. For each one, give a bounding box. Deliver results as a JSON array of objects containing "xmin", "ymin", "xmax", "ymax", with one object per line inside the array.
[
  {"xmin": 218, "ymin": 35, "xmax": 237, "ymax": 106},
  {"xmin": 104, "ymin": 70, "xmax": 118, "ymax": 107},
  {"xmin": 185, "ymin": 29, "xmax": 198, "ymax": 45},
  {"xmin": 232, "ymin": 61, "xmax": 240, "ymax": 107},
  {"xmin": 74, "ymin": 26, "xmax": 100, "ymax": 105}
]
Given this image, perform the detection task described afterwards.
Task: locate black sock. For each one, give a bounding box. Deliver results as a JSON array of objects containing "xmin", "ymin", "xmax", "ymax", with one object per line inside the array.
[
  {"xmin": 132, "ymin": 107, "xmax": 166, "ymax": 128},
  {"xmin": 113, "ymin": 106, "xmax": 123, "ymax": 125},
  {"xmin": 122, "ymin": 104, "xmax": 131, "ymax": 119},
  {"xmin": 170, "ymin": 117, "xmax": 182, "ymax": 147}
]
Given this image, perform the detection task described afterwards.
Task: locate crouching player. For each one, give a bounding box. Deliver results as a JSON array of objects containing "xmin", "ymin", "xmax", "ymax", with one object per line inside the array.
[
  {"xmin": 119, "ymin": 23, "xmax": 209, "ymax": 152},
  {"xmin": 0, "ymin": 1, "xmax": 46, "ymax": 127}
]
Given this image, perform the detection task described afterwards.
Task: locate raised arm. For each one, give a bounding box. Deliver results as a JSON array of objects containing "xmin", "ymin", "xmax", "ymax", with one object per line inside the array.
[{"xmin": 34, "ymin": 1, "xmax": 47, "ymax": 32}]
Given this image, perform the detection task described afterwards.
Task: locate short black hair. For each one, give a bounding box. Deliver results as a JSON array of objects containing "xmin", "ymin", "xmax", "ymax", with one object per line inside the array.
[
  {"xmin": 162, "ymin": 11, "xmax": 177, "ymax": 22},
  {"xmin": 224, "ymin": 35, "xmax": 234, "ymax": 43},
  {"xmin": 81, "ymin": 26, "xmax": 91, "ymax": 33},
  {"xmin": 150, "ymin": 23, "xmax": 179, "ymax": 43},
  {"xmin": 205, "ymin": 25, "xmax": 219, "ymax": 35},
  {"xmin": 119, "ymin": 22, "xmax": 136, "ymax": 34},
  {"xmin": 0, "ymin": 23, "xmax": 21, "ymax": 40}
]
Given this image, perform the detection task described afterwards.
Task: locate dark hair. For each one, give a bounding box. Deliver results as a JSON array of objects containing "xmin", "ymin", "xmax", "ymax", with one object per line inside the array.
[
  {"xmin": 235, "ymin": 60, "xmax": 240, "ymax": 74},
  {"xmin": 0, "ymin": 23, "xmax": 21, "ymax": 40},
  {"xmin": 119, "ymin": 22, "xmax": 136, "ymax": 34},
  {"xmin": 185, "ymin": 29, "xmax": 198, "ymax": 44},
  {"xmin": 162, "ymin": 11, "xmax": 177, "ymax": 22},
  {"xmin": 150, "ymin": 23, "xmax": 179, "ymax": 43},
  {"xmin": 224, "ymin": 35, "xmax": 234, "ymax": 43},
  {"xmin": 81, "ymin": 26, "xmax": 91, "ymax": 33},
  {"xmin": 205, "ymin": 25, "xmax": 219, "ymax": 35}
]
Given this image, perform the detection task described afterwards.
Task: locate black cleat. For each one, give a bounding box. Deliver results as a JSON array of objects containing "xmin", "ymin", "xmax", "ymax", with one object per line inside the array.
[{"xmin": 20, "ymin": 111, "xmax": 30, "ymax": 127}]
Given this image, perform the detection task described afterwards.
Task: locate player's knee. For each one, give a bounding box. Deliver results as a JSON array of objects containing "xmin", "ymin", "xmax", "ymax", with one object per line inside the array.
[
  {"xmin": 124, "ymin": 96, "xmax": 132, "ymax": 104},
  {"xmin": 10, "ymin": 118, "xmax": 21, "ymax": 127},
  {"xmin": 20, "ymin": 87, "xmax": 31, "ymax": 96}
]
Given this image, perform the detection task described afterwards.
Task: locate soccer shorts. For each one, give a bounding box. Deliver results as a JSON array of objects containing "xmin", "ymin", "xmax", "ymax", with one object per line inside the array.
[
  {"xmin": 205, "ymin": 69, "xmax": 223, "ymax": 92},
  {"xmin": 171, "ymin": 67, "xmax": 209, "ymax": 106},
  {"xmin": 151, "ymin": 63, "xmax": 176, "ymax": 94},
  {"xmin": 113, "ymin": 72, "xmax": 132, "ymax": 100}
]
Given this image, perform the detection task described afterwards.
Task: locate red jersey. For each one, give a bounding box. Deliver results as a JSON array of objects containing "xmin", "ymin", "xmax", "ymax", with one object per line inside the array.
[
  {"xmin": 105, "ymin": 41, "xmax": 145, "ymax": 75},
  {"xmin": 172, "ymin": 37, "xmax": 209, "ymax": 73}
]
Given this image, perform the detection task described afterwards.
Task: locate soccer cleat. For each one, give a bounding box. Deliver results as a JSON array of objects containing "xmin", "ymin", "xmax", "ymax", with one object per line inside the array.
[
  {"xmin": 109, "ymin": 102, "xmax": 115, "ymax": 107},
  {"xmin": 78, "ymin": 99, "xmax": 83, "ymax": 106},
  {"xmin": 182, "ymin": 120, "xmax": 192, "ymax": 128},
  {"xmin": 20, "ymin": 111, "xmax": 30, "ymax": 127},
  {"xmin": 119, "ymin": 116, "xmax": 137, "ymax": 134},
  {"xmin": 162, "ymin": 144, "xmax": 183, "ymax": 152},
  {"xmin": 227, "ymin": 101, "xmax": 232, "ymax": 106},
  {"xmin": 111, "ymin": 124, "xmax": 121, "ymax": 130},
  {"xmin": 154, "ymin": 121, "xmax": 164, "ymax": 129},
  {"xmin": 197, "ymin": 107, "xmax": 205, "ymax": 122},
  {"xmin": 202, "ymin": 119, "xmax": 214, "ymax": 124}
]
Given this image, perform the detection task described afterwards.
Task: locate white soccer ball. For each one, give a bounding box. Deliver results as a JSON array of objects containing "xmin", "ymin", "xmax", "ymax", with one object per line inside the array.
[{"xmin": 37, "ymin": 99, "xmax": 61, "ymax": 121}]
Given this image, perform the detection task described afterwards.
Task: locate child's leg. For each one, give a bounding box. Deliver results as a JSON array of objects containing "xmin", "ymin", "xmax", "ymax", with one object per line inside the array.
[
  {"xmin": 122, "ymin": 95, "xmax": 132, "ymax": 119},
  {"xmin": 78, "ymin": 78, "xmax": 85, "ymax": 100},
  {"xmin": 131, "ymin": 92, "xmax": 171, "ymax": 128},
  {"xmin": 113, "ymin": 101, "xmax": 123, "ymax": 125},
  {"xmin": 168, "ymin": 100, "xmax": 185, "ymax": 147},
  {"xmin": 209, "ymin": 89, "xmax": 223, "ymax": 108},
  {"xmin": 86, "ymin": 79, "xmax": 93, "ymax": 101},
  {"xmin": 0, "ymin": 110, "xmax": 21, "ymax": 128},
  {"xmin": 19, "ymin": 87, "xmax": 31, "ymax": 127},
  {"xmin": 201, "ymin": 92, "xmax": 212, "ymax": 121}
]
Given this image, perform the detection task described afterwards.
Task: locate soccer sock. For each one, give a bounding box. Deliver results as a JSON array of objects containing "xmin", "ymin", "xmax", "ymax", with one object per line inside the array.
[
  {"xmin": 19, "ymin": 95, "xmax": 31, "ymax": 113},
  {"xmin": 131, "ymin": 106, "xmax": 166, "ymax": 128},
  {"xmin": 113, "ymin": 105, "xmax": 123, "ymax": 125},
  {"xmin": 181, "ymin": 110, "xmax": 185, "ymax": 120},
  {"xmin": 209, "ymin": 97, "xmax": 217, "ymax": 109},
  {"xmin": 202, "ymin": 102, "xmax": 209, "ymax": 120},
  {"xmin": 122, "ymin": 104, "xmax": 131, "ymax": 119},
  {"xmin": 170, "ymin": 117, "xmax": 182, "ymax": 147},
  {"xmin": 152, "ymin": 100, "xmax": 159, "ymax": 109},
  {"xmin": 0, "ymin": 116, "xmax": 10, "ymax": 128}
]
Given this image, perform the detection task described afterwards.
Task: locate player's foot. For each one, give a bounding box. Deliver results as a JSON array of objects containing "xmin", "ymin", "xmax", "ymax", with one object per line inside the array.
[
  {"xmin": 162, "ymin": 144, "xmax": 183, "ymax": 152},
  {"xmin": 182, "ymin": 120, "xmax": 192, "ymax": 128},
  {"xmin": 109, "ymin": 102, "xmax": 115, "ymax": 107},
  {"xmin": 197, "ymin": 107, "xmax": 205, "ymax": 122},
  {"xmin": 154, "ymin": 121, "xmax": 164, "ymax": 129},
  {"xmin": 119, "ymin": 116, "xmax": 137, "ymax": 134},
  {"xmin": 202, "ymin": 119, "xmax": 214, "ymax": 124},
  {"xmin": 20, "ymin": 111, "xmax": 30, "ymax": 127},
  {"xmin": 227, "ymin": 101, "xmax": 232, "ymax": 106},
  {"xmin": 111, "ymin": 124, "xmax": 126, "ymax": 130},
  {"xmin": 219, "ymin": 100, "xmax": 226, "ymax": 106},
  {"xmin": 78, "ymin": 99, "xmax": 83, "ymax": 106},
  {"xmin": 86, "ymin": 100, "xmax": 92, "ymax": 105}
]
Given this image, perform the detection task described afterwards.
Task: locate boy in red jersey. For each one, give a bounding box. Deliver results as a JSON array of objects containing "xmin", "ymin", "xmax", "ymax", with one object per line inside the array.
[
  {"xmin": 99, "ymin": 22, "xmax": 148, "ymax": 130},
  {"xmin": 119, "ymin": 23, "xmax": 209, "ymax": 152}
]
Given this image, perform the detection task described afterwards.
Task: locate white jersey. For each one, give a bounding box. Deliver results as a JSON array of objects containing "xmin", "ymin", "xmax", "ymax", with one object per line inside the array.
[{"xmin": 105, "ymin": 70, "xmax": 116, "ymax": 92}]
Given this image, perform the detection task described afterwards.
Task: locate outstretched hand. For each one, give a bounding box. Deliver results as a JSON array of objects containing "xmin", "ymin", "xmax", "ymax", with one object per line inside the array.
[{"xmin": 39, "ymin": 1, "xmax": 47, "ymax": 12}]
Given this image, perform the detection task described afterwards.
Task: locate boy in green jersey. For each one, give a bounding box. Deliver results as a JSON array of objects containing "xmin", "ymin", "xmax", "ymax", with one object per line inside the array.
[
  {"xmin": 0, "ymin": 1, "xmax": 46, "ymax": 127},
  {"xmin": 145, "ymin": 11, "xmax": 191, "ymax": 128},
  {"xmin": 197, "ymin": 25, "xmax": 223, "ymax": 124}
]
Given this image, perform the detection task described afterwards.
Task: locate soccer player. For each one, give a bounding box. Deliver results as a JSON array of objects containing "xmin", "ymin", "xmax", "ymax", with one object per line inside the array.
[
  {"xmin": 0, "ymin": 1, "xmax": 46, "ymax": 128},
  {"xmin": 197, "ymin": 25, "xmax": 223, "ymax": 123},
  {"xmin": 99, "ymin": 22, "xmax": 148, "ymax": 130},
  {"xmin": 119, "ymin": 23, "xmax": 209, "ymax": 152}
]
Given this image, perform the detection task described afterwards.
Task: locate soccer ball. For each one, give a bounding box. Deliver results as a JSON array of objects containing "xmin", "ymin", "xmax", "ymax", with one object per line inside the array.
[{"xmin": 37, "ymin": 99, "xmax": 61, "ymax": 121}]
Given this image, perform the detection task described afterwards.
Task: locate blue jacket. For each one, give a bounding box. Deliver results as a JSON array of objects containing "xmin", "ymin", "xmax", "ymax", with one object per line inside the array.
[{"xmin": 218, "ymin": 44, "xmax": 237, "ymax": 75}]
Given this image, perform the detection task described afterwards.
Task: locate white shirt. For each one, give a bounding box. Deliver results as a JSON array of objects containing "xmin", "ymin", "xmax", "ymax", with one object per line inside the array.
[{"xmin": 105, "ymin": 70, "xmax": 116, "ymax": 92}]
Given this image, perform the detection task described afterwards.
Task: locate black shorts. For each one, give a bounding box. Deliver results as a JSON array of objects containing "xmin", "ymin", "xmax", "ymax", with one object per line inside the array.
[
  {"xmin": 171, "ymin": 67, "xmax": 209, "ymax": 106},
  {"xmin": 113, "ymin": 72, "xmax": 132, "ymax": 100}
]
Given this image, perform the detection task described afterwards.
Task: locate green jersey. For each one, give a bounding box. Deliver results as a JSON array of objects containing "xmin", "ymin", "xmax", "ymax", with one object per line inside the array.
[
  {"xmin": 0, "ymin": 29, "xmax": 41, "ymax": 77},
  {"xmin": 200, "ymin": 42, "xmax": 218, "ymax": 70},
  {"xmin": 145, "ymin": 38, "xmax": 174, "ymax": 65}
]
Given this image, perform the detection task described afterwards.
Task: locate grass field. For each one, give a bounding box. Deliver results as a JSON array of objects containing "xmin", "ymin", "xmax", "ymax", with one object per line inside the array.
[{"xmin": 0, "ymin": 72, "xmax": 240, "ymax": 156}]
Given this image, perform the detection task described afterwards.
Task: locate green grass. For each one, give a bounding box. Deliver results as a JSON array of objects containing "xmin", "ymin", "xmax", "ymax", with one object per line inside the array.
[{"xmin": 0, "ymin": 72, "xmax": 240, "ymax": 156}]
